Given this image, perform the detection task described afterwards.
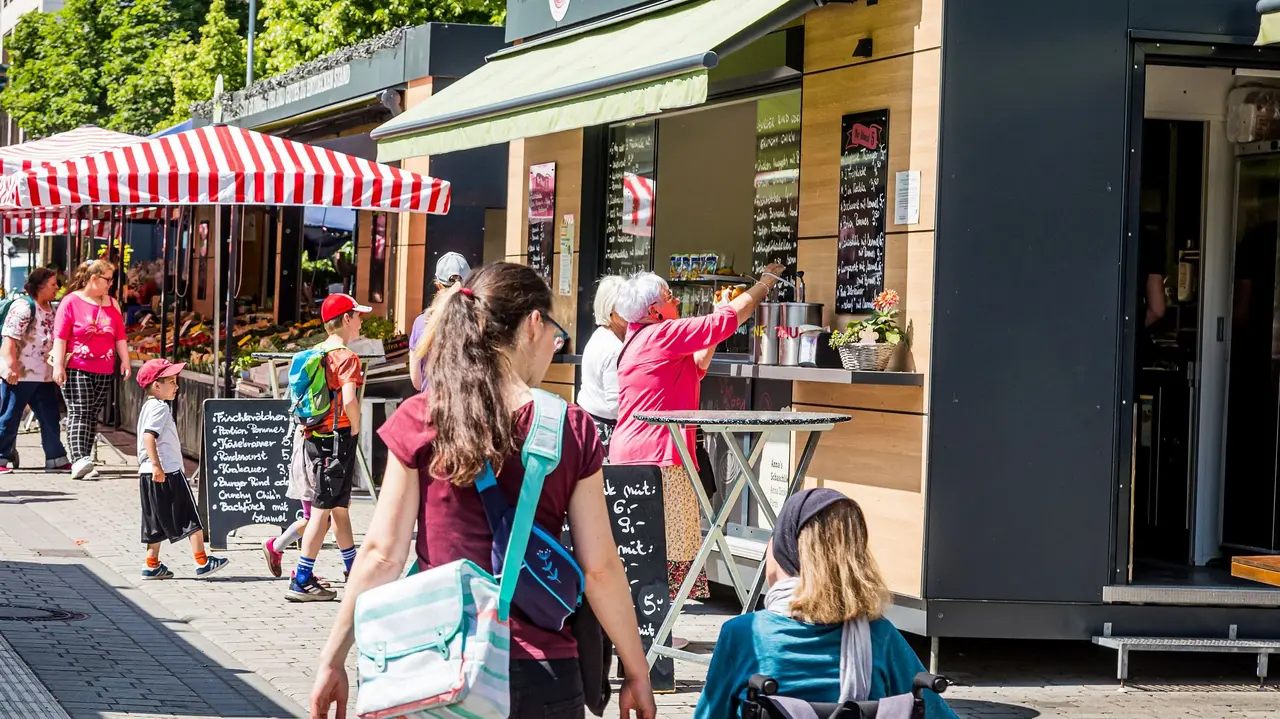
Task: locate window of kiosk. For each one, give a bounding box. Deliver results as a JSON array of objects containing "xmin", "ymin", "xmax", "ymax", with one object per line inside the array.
[
  {"xmin": 301, "ymin": 206, "xmax": 356, "ymax": 317},
  {"xmin": 602, "ymin": 89, "xmax": 802, "ymax": 357},
  {"xmin": 603, "ymin": 90, "xmax": 802, "ymax": 548}
]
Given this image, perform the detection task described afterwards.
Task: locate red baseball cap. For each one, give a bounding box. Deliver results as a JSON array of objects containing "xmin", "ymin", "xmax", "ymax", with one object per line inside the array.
[
  {"xmin": 137, "ymin": 358, "xmax": 186, "ymax": 388},
  {"xmin": 320, "ymin": 293, "xmax": 372, "ymax": 323}
]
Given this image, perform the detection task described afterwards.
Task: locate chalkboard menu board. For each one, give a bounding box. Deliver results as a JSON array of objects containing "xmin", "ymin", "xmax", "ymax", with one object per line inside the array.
[
  {"xmin": 604, "ymin": 122, "xmax": 657, "ymax": 274},
  {"xmin": 836, "ymin": 109, "xmax": 889, "ymax": 314},
  {"xmin": 753, "ymin": 93, "xmax": 801, "ymax": 302},
  {"xmin": 528, "ymin": 162, "xmax": 556, "ymax": 279},
  {"xmin": 202, "ymin": 399, "xmax": 302, "ymax": 550},
  {"xmin": 602, "ymin": 465, "xmax": 674, "ymax": 691}
]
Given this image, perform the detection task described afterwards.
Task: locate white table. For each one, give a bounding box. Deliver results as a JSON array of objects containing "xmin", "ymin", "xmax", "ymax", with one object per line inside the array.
[{"xmin": 634, "ymin": 409, "xmax": 851, "ymax": 668}]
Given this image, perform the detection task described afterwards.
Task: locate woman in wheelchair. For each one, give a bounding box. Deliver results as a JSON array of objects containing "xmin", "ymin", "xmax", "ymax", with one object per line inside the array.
[{"xmin": 694, "ymin": 490, "xmax": 957, "ymax": 719}]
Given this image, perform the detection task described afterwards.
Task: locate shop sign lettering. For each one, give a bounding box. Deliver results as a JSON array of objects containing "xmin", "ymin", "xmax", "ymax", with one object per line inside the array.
[{"xmin": 231, "ymin": 65, "xmax": 353, "ymax": 120}]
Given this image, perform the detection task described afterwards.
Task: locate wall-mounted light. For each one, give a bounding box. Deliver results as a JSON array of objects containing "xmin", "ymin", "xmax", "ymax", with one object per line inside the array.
[{"xmin": 853, "ymin": 38, "xmax": 874, "ymax": 58}]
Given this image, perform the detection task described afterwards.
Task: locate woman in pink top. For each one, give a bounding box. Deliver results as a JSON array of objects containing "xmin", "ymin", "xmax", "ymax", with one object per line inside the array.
[
  {"xmin": 52, "ymin": 259, "xmax": 130, "ymax": 480},
  {"xmin": 611, "ymin": 264, "xmax": 785, "ymax": 601}
]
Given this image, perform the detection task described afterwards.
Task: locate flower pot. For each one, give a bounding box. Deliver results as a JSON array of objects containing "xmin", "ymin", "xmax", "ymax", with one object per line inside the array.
[{"xmin": 837, "ymin": 343, "xmax": 896, "ymax": 372}]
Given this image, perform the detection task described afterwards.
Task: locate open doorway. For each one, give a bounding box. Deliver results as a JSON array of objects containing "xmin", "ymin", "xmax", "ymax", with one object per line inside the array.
[{"xmin": 1129, "ymin": 64, "xmax": 1280, "ymax": 588}]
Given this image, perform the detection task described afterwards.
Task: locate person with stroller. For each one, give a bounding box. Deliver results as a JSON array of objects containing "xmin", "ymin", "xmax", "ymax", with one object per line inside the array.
[{"xmin": 694, "ymin": 489, "xmax": 957, "ymax": 719}]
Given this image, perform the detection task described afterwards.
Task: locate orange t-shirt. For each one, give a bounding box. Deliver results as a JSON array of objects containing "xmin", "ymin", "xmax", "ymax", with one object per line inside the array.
[{"xmin": 311, "ymin": 347, "xmax": 363, "ymax": 434}]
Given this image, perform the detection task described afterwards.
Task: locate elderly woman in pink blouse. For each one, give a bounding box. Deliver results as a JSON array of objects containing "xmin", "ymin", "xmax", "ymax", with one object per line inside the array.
[{"xmin": 610, "ymin": 264, "xmax": 785, "ymax": 603}]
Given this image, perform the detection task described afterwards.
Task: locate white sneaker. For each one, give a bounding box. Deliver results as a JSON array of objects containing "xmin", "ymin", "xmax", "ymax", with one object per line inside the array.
[{"xmin": 71, "ymin": 458, "xmax": 95, "ymax": 480}]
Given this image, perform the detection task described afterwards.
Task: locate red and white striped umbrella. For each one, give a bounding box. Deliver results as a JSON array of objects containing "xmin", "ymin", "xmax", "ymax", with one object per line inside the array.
[
  {"xmin": 2, "ymin": 215, "xmax": 122, "ymax": 239},
  {"xmin": 0, "ymin": 126, "xmax": 143, "ymax": 176},
  {"xmin": 0, "ymin": 124, "xmax": 451, "ymax": 214}
]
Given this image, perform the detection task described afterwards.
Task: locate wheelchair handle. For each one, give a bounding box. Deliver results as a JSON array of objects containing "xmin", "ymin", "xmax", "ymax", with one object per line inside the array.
[
  {"xmin": 747, "ymin": 674, "xmax": 779, "ymax": 698},
  {"xmin": 911, "ymin": 672, "xmax": 949, "ymax": 698}
]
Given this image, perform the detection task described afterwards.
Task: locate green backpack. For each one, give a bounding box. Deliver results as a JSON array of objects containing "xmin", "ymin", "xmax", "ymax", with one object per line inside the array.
[{"xmin": 0, "ymin": 295, "xmax": 35, "ymax": 334}]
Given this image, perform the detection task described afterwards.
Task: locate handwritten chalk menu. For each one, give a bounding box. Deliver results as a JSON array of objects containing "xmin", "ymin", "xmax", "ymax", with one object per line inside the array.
[
  {"xmin": 836, "ymin": 109, "xmax": 889, "ymax": 313},
  {"xmin": 202, "ymin": 399, "xmax": 302, "ymax": 550},
  {"xmin": 528, "ymin": 162, "xmax": 556, "ymax": 280},
  {"xmin": 602, "ymin": 465, "xmax": 674, "ymax": 692},
  {"xmin": 605, "ymin": 122, "xmax": 657, "ymax": 275},
  {"xmin": 753, "ymin": 93, "xmax": 802, "ymax": 301}
]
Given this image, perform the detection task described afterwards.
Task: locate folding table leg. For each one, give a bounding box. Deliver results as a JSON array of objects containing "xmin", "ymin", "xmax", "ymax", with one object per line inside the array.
[
  {"xmin": 668, "ymin": 424, "xmax": 748, "ymax": 605},
  {"xmin": 742, "ymin": 431, "xmax": 826, "ymax": 610}
]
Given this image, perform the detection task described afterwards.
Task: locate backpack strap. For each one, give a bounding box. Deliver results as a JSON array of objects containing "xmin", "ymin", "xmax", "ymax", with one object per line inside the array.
[{"xmin": 495, "ymin": 389, "xmax": 567, "ymax": 621}]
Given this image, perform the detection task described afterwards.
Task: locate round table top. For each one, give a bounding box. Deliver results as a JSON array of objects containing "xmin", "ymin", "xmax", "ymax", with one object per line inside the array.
[{"xmin": 634, "ymin": 410, "xmax": 851, "ymax": 427}]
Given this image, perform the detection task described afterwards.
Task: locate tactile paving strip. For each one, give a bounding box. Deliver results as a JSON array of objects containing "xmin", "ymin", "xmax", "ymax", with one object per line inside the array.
[{"xmin": 0, "ymin": 632, "xmax": 70, "ymax": 718}]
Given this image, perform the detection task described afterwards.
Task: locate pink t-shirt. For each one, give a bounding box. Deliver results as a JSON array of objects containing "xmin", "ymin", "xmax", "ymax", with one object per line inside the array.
[
  {"xmin": 54, "ymin": 293, "xmax": 126, "ymax": 375},
  {"xmin": 610, "ymin": 305, "xmax": 738, "ymax": 468}
]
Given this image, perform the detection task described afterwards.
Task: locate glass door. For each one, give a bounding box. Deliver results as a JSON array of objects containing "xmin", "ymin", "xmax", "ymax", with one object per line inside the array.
[{"xmin": 1222, "ymin": 153, "xmax": 1280, "ymax": 554}]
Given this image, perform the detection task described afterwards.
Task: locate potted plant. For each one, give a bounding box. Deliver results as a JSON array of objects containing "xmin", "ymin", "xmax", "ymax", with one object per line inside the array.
[{"xmin": 829, "ymin": 289, "xmax": 904, "ymax": 371}]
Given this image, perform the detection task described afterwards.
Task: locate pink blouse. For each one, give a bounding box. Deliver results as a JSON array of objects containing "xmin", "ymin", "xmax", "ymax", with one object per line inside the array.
[
  {"xmin": 54, "ymin": 293, "xmax": 126, "ymax": 375},
  {"xmin": 610, "ymin": 305, "xmax": 738, "ymax": 468}
]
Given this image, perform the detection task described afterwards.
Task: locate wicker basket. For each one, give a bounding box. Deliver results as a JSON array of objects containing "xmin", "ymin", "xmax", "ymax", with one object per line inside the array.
[{"xmin": 837, "ymin": 343, "xmax": 896, "ymax": 371}]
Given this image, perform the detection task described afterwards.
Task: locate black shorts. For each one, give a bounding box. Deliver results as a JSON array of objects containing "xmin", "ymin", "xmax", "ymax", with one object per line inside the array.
[
  {"xmin": 306, "ymin": 429, "xmax": 356, "ymax": 510},
  {"xmin": 140, "ymin": 470, "xmax": 203, "ymax": 545}
]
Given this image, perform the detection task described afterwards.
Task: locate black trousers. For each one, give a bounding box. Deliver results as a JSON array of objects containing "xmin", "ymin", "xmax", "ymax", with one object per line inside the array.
[{"xmin": 510, "ymin": 658, "xmax": 584, "ymax": 719}]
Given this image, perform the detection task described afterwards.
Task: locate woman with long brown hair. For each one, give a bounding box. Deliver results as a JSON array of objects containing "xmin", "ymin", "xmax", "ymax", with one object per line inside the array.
[
  {"xmin": 52, "ymin": 259, "xmax": 130, "ymax": 480},
  {"xmin": 310, "ymin": 262, "xmax": 657, "ymax": 719}
]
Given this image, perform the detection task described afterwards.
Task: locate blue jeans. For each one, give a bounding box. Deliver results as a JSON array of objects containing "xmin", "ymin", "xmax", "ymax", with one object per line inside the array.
[{"xmin": 0, "ymin": 381, "xmax": 67, "ymax": 462}]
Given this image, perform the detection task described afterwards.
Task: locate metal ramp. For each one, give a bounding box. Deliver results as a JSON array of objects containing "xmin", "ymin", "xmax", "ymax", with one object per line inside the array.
[{"xmin": 1092, "ymin": 623, "xmax": 1280, "ymax": 687}]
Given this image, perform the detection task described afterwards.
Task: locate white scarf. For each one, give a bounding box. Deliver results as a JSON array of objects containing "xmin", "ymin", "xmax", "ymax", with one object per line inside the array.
[{"xmin": 764, "ymin": 576, "xmax": 872, "ymax": 703}]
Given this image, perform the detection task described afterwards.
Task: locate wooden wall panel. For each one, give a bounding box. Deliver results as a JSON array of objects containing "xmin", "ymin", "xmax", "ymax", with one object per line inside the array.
[
  {"xmin": 543, "ymin": 364, "xmax": 575, "ymax": 385},
  {"xmin": 805, "ymin": 0, "xmax": 942, "ymax": 75},
  {"xmin": 543, "ymin": 381, "xmax": 575, "ymax": 403},
  {"xmin": 798, "ymin": 49, "xmax": 940, "ymax": 238},
  {"xmin": 792, "ymin": 382, "xmax": 924, "ymax": 414},
  {"xmin": 796, "ymin": 404, "xmax": 925, "ymax": 597},
  {"xmin": 520, "ymin": 130, "xmax": 586, "ymax": 345}
]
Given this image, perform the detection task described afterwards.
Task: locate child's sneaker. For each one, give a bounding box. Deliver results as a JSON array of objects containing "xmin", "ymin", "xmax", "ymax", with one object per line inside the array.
[
  {"xmin": 142, "ymin": 564, "xmax": 174, "ymax": 580},
  {"xmin": 287, "ymin": 575, "xmax": 337, "ymax": 602},
  {"xmin": 194, "ymin": 556, "xmax": 229, "ymax": 579},
  {"xmin": 0, "ymin": 460, "xmax": 13, "ymax": 475},
  {"xmin": 262, "ymin": 540, "xmax": 283, "ymax": 577},
  {"xmin": 290, "ymin": 570, "xmax": 331, "ymax": 588}
]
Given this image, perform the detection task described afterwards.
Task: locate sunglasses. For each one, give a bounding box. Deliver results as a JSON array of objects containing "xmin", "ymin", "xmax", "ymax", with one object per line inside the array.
[{"xmin": 545, "ymin": 316, "xmax": 569, "ymax": 352}]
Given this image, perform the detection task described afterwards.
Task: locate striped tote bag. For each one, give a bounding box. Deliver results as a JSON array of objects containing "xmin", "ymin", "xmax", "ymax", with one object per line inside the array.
[{"xmin": 353, "ymin": 390, "xmax": 566, "ymax": 718}]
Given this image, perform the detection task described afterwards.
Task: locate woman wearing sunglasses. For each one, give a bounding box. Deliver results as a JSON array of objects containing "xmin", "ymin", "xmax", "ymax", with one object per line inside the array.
[
  {"xmin": 610, "ymin": 264, "xmax": 785, "ymax": 614},
  {"xmin": 51, "ymin": 259, "xmax": 130, "ymax": 480}
]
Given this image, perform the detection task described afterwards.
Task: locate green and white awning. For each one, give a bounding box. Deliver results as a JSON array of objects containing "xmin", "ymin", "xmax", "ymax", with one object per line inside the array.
[{"xmin": 371, "ymin": 0, "xmax": 820, "ymax": 161}]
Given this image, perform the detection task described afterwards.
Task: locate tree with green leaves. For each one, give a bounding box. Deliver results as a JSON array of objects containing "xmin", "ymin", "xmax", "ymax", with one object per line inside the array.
[
  {"xmin": 170, "ymin": 0, "xmax": 247, "ymax": 126},
  {"xmin": 101, "ymin": 0, "xmax": 189, "ymax": 134},
  {"xmin": 0, "ymin": 0, "xmax": 111, "ymax": 138}
]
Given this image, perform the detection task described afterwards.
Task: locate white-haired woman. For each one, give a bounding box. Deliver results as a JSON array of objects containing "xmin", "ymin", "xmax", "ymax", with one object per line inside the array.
[
  {"xmin": 611, "ymin": 263, "xmax": 784, "ymax": 602},
  {"xmin": 578, "ymin": 275, "xmax": 626, "ymax": 457}
]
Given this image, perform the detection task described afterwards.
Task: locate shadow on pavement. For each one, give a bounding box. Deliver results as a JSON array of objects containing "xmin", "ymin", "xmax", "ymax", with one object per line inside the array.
[
  {"xmin": 0, "ymin": 559, "xmax": 300, "ymax": 719},
  {"xmin": 948, "ymin": 699, "xmax": 1040, "ymax": 718}
]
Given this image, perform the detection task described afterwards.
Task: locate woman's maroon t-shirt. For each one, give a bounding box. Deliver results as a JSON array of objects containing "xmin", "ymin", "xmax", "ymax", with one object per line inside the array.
[{"xmin": 377, "ymin": 391, "xmax": 603, "ymax": 660}]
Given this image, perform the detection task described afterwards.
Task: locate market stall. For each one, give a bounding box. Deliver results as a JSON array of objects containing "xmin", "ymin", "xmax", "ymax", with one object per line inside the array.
[{"xmin": 0, "ymin": 123, "xmax": 451, "ymax": 461}]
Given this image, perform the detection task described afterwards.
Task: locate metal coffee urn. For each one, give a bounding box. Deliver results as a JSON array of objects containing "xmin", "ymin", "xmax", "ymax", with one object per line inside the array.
[
  {"xmin": 777, "ymin": 303, "xmax": 824, "ymax": 366},
  {"xmin": 752, "ymin": 303, "xmax": 782, "ymax": 365}
]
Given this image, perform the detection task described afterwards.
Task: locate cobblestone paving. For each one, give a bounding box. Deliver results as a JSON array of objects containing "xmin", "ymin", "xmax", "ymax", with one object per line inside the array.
[{"xmin": 0, "ymin": 429, "xmax": 1278, "ymax": 717}]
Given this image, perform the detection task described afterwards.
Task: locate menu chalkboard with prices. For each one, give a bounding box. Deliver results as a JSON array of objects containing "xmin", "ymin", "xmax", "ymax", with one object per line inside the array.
[
  {"xmin": 604, "ymin": 122, "xmax": 657, "ymax": 275},
  {"xmin": 836, "ymin": 109, "xmax": 889, "ymax": 314},
  {"xmin": 528, "ymin": 162, "xmax": 556, "ymax": 279},
  {"xmin": 753, "ymin": 94, "xmax": 801, "ymax": 301},
  {"xmin": 602, "ymin": 464, "xmax": 674, "ymax": 692},
  {"xmin": 201, "ymin": 399, "xmax": 302, "ymax": 550}
]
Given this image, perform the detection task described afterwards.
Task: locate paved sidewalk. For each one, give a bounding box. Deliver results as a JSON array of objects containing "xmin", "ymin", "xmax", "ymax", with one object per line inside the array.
[{"xmin": 0, "ymin": 428, "xmax": 1278, "ymax": 717}]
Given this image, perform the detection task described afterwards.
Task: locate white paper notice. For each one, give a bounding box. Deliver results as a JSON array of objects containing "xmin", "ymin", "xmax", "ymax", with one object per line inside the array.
[
  {"xmin": 895, "ymin": 170, "xmax": 921, "ymax": 225},
  {"xmin": 758, "ymin": 431, "xmax": 792, "ymax": 528},
  {"xmin": 558, "ymin": 214, "xmax": 575, "ymax": 296}
]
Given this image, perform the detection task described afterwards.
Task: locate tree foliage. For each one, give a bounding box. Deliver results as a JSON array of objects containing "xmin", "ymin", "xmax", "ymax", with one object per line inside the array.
[{"xmin": 0, "ymin": 0, "xmax": 503, "ymax": 137}]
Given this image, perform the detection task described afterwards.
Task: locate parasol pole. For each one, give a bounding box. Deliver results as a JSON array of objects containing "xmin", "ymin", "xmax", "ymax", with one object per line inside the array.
[
  {"xmin": 222, "ymin": 206, "xmax": 241, "ymax": 397},
  {"xmin": 159, "ymin": 208, "xmax": 170, "ymax": 363},
  {"xmin": 211, "ymin": 74, "xmax": 225, "ymax": 397}
]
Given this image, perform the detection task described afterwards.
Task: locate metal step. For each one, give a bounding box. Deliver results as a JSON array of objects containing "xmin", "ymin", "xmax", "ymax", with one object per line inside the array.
[{"xmin": 1092, "ymin": 623, "xmax": 1279, "ymax": 687}]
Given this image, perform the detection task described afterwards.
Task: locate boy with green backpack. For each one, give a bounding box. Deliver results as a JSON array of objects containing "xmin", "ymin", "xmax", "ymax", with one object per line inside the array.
[{"xmin": 285, "ymin": 293, "xmax": 369, "ymax": 602}]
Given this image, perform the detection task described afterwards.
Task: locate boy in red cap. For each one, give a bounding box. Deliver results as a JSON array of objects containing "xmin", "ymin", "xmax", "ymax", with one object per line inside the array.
[
  {"xmin": 287, "ymin": 293, "xmax": 369, "ymax": 602},
  {"xmin": 136, "ymin": 358, "xmax": 228, "ymax": 579}
]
